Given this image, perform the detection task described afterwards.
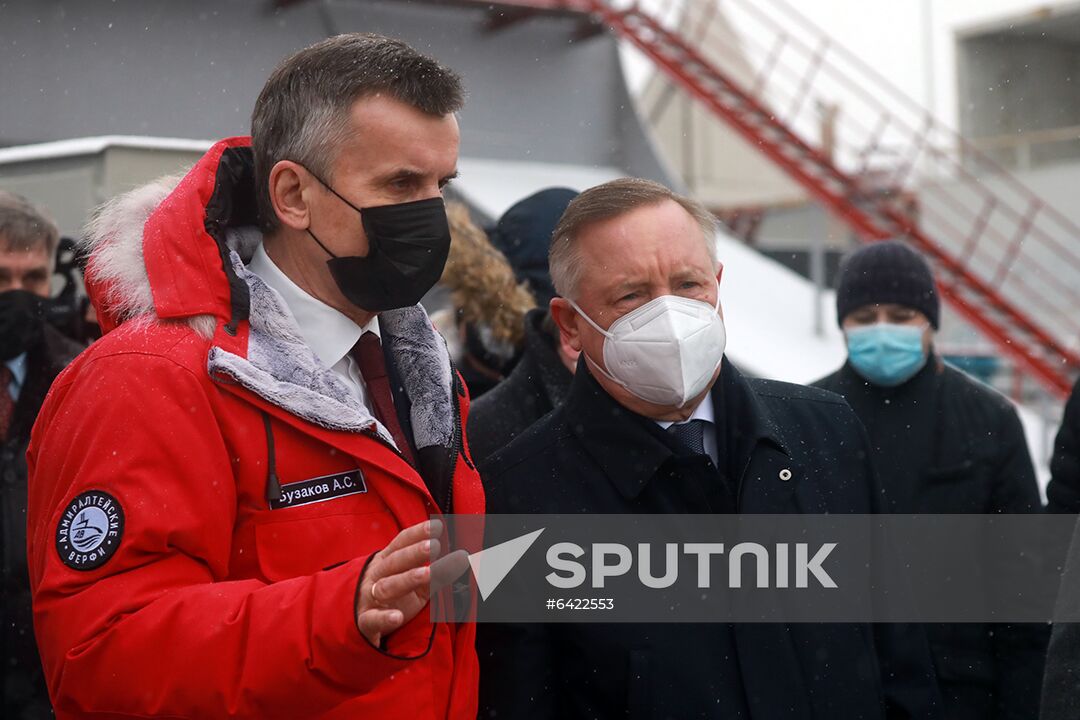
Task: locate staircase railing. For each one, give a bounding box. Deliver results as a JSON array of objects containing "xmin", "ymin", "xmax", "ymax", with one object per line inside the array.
[{"xmin": 477, "ymin": 0, "xmax": 1080, "ymax": 396}]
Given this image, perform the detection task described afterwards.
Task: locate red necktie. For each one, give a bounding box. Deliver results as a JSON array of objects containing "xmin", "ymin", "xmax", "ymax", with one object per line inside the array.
[
  {"xmin": 351, "ymin": 332, "xmax": 417, "ymax": 467},
  {"xmin": 0, "ymin": 366, "xmax": 14, "ymax": 441}
]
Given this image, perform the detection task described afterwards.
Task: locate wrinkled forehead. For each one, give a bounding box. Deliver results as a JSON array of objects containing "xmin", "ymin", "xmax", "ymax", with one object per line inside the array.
[
  {"xmin": 576, "ymin": 202, "xmax": 715, "ymax": 278},
  {"xmin": 332, "ymin": 96, "xmax": 459, "ymax": 172}
]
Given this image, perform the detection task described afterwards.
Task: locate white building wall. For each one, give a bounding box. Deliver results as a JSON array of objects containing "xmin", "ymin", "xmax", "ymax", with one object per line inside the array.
[{"xmin": 777, "ymin": 0, "xmax": 1080, "ymax": 133}]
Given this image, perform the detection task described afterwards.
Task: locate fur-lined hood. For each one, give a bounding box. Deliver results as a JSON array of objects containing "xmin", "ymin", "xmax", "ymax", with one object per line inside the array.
[
  {"xmin": 82, "ymin": 137, "xmax": 256, "ymax": 337},
  {"xmin": 82, "ymin": 171, "xmax": 186, "ymax": 334},
  {"xmin": 79, "ymin": 137, "xmax": 457, "ymax": 452}
]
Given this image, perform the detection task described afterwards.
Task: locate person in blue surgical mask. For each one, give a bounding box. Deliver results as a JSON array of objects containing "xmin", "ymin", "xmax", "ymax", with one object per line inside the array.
[{"xmin": 813, "ymin": 239, "xmax": 1046, "ymax": 720}]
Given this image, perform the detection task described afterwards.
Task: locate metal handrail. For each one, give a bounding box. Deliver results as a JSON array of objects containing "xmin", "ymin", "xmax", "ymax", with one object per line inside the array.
[
  {"xmin": 662, "ymin": 0, "xmax": 1080, "ymax": 330},
  {"xmin": 468, "ymin": 0, "xmax": 1080, "ymax": 393}
]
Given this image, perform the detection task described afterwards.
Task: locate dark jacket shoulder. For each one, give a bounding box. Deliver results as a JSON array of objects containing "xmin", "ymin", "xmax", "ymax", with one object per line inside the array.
[
  {"xmin": 817, "ymin": 359, "xmax": 1015, "ymax": 418},
  {"xmin": 749, "ymin": 377, "xmax": 848, "ymax": 405},
  {"xmin": 934, "ymin": 364, "xmax": 1031, "ymax": 462},
  {"xmin": 40, "ymin": 323, "xmax": 85, "ymax": 368},
  {"xmin": 467, "ymin": 309, "xmax": 571, "ymax": 465},
  {"xmin": 478, "ymin": 405, "xmax": 570, "ymax": 485},
  {"xmin": 1048, "ymin": 379, "xmax": 1080, "ymax": 513},
  {"xmin": 938, "ymin": 362, "xmax": 1015, "ymax": 414},
  {"xmin": 747, "ymin": 377, "xmax": 864, "ymax": 441},
  {"xmin": 10, "ymin": 325, "xmax": 86, "ymax": 443}
]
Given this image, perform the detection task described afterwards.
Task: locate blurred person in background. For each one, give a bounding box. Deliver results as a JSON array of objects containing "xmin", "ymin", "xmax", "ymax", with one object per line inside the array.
[
  {"xmin": 1037, "ymin": 377, "xmax": 1080, "ymax": 720},
  {"xmin": 468, "ymin": 187, "xmax": 578, "ymax": 464},
  {"xmin": 1042, "ymin": 508, "xmax": 1080, "ymax": 720},
  {"xmin": 51, "ymin": 237, "xmax": 102, "ymax": 345},
  {"xmin": 432, "ymin": 202, "xmax": 536, "ymax": 399},
  {"xmin": 1045, "ymin": 380, "xmax": 1080, "ymax": 513},
  {"xmin": 0, "ymin": 190, "xmax": 83, "ymax": 719},
  {"xmin": 487, "ymin": 187, "xmax": 578, "ymax": 310},
  {"xmin": 813, "ymin": 240, "xmax": 1047, "ymax": 720}
]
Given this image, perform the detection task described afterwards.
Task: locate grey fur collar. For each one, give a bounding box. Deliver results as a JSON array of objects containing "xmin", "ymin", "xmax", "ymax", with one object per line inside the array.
[{"xmin": 209, "ymin": 234, "xmax": 455, "ymax": 451}]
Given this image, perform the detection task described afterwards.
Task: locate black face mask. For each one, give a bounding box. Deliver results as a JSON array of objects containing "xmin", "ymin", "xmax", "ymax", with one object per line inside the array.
[
  {"xmin": 0, "ymin": 290, "xmax": 46, "ymax": 362},
  {"xmin": 306, "ymin": 176, "xmax": 452, "ymax": 312}
]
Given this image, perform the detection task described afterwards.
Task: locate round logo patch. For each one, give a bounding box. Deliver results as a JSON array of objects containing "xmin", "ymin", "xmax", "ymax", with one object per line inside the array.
[{"xmin": 55, "ymin": 490, "xmax": 124, "ymax": 571}]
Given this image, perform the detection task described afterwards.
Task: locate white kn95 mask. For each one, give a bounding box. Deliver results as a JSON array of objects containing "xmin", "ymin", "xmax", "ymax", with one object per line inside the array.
[{"xmin": 569, "ymin": 287, "xmax": 726, "ymax": 407}]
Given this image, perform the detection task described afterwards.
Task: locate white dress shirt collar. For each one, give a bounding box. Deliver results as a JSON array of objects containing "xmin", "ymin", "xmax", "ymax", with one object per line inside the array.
[
  {"xmin": 4, "ymin": 352, "xmax": 27, "ymax": 402},
  {"xmin": 655, "ymin": 394, "xmax": 715, "ymax": 430},
  {"xmin": 246, "ymin": 243, "xmax": 379, "ymax": 369},
  {"xmin": 656, "ymin": 394, "xmax": 718, "ymax": 465}
]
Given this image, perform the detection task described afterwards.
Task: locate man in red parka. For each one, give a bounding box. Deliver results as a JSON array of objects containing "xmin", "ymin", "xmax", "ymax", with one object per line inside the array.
[{"xmin": 26, "ymin": 33, "xmax": 484, "ymax": 719}]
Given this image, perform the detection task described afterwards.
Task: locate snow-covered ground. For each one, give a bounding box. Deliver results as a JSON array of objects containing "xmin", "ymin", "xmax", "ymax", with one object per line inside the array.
[{"xmin": 453, "ymin": 157, "xmax": 626, "ymax": 222}]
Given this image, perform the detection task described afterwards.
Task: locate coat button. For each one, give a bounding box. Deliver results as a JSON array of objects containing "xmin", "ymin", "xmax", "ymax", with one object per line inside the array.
[{"xmin": 779, "ymin": 468, "xmax": 793, "ymax": 481}]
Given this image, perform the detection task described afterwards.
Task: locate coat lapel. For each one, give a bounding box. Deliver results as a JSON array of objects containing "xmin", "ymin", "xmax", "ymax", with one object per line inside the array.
[
  {"xmin": 379, "ymin": 305, "xmax": 455, "ymax": 451},
  {"xmin": 560, "ymin": 364, "xmax": 674, "ymax": 501},
  {"xmin": 380, "ymin": 306, "xmax": 462, "ymax": 512},
  {"xmin": 735, "ymin": 377, "xmax": 827, "ymax": 514},
  {"xmin": 561, "ymin": 357, "xmax": 813, "ymax": 512}
]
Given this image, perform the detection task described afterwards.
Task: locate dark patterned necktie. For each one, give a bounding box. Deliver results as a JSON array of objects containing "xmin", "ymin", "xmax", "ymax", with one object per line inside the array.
[
  {"xmin": 350, "ymin": 332, "xmax": 416, "ymax": 467},
  {"xmin": 0, "ymin": 366, "xmax": 14, "ymax": 441},
  {"xmin": 667, "ymin": 418, "xmax": 709, "ymax": 458}
]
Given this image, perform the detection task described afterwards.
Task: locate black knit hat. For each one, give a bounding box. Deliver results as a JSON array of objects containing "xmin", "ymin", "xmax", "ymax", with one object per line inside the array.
[
  {"xmin": 835, "ymin": 241, "xmax": 940, "ymax": 329},
  {"xmin": 488, "ymin": 187, "xmax": 579, "ymax": 308}
]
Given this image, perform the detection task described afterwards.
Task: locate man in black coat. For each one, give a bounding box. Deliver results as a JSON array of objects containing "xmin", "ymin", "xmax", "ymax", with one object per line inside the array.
[
  {"xmin": 1040, "ymin": 379, "xmax": 1080, "ymax": 720},
  {"xmin": 478, "ymin": 179, "xmax": 941, "ymax": 719},
  {"xmin": 1045, "ymin": 380, "xmax": 1080, "ymax": 514},
  {"xmin": 0, "ymin": 191, "xmax": 84, "ymax": 719},
  {"xmin": 813, "ymin": 240, "xmax": 1046, "ymax": 720},
  {"xmin": 469, "ymin": 188, "xmax": 579, "ymax": 464},
  {"xmin": 1042, "ymin": 513, "xmax": 1080, "ymax": 720},
  {"xmin": 467, "ymin": 308, "xmax": 574, "ymax": 464}
]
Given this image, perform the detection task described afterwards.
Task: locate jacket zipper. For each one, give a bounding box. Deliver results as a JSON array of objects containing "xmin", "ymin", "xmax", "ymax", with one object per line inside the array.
[
  {"xmin": 218, "ymin": 365, "xmax": 462, "ymax": 512},
  {"xmin": 445, "ymin": 360, "xmax": 472, "ymax": 513},
  {"xmin": 261, "ymin": 411, "xmax": 282, "ymax": 504},
  {"xmin": 358, "ymin": 364, "xmax": 466, "ymax": 515}
]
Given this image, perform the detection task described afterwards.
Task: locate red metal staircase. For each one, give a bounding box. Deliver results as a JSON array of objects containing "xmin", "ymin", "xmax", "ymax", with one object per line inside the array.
[{"xmin": 482, "ymin": 0, "xmax": 1080, "ymax": 398}]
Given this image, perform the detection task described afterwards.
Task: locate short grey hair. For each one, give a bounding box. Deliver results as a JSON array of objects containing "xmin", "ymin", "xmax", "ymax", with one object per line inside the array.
[
  {"xmin": 0, "ymin": 190, "xmax": 59, "ymax": 259},
  {"xmin": 549, "ymin": 178, "xmax": 719, "ymax": 299},
  {"xmin": 251, "ymin": 33, "xmax": 465, "ymax": 233}
]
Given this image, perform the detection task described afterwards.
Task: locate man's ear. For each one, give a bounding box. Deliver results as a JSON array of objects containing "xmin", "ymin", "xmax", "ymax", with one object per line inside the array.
[
  {"xmin": 714, "ymin": 261, "xmax": 725, "ymax": 320},
  {"xmin": 557, "ymin": 334, "xmax": 581, "ymax": 374},
  {"xmin": 269, "ymin": 160, "xmax": 313, "ymax": 231},
  {"xmin": 549, "ymin": 297, "xmax": 583, "ymax": 352}
]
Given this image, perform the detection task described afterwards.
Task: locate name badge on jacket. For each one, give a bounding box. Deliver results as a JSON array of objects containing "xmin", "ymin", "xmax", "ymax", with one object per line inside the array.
[{"xmin": 270, "ymin": 469, "xmax": 367, "ymax": 510}]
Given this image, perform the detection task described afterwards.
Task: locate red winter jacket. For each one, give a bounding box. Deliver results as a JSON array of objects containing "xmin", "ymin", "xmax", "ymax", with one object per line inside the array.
[{"xmin": 27, "ymin": 138, "xmax": 484, "ymax": 719}]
